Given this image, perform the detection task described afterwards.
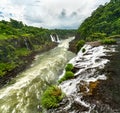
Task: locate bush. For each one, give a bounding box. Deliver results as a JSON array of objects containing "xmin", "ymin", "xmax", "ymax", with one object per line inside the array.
[
  {"xmin": 109, "ymin": 35, "xmax": 120, "ymax": 39},
  {"xmin": 89, "ymin": 33, "xmax": 106, "ymax": 41},
  {"xmin": 58, "ymin": 71, "xmax": 74, "ymax": 83},
  {"xmin": 41, "ymin": 85, "xmax": 64, "ymax": 109},
  {"xmin": 101, "ymin": 38, "xmax": 116, "ymax": 45},
  {"xmin": 76, "ymin": 40, "xmax": 85, "ymax": 52},
  {"xmin": 64, "ymin": 71, "xmax": 74, "ymax": 79},
  {"xmin": 58, "ymin": 77, "xmax": 66, "ymax": 84},
  {"xmin": 65, "ymin": 63, "xmax": 74, "ymax": 71},
  {"xmin": 82, "ymin": 48, "xmax": 86, "ymax": 53}
]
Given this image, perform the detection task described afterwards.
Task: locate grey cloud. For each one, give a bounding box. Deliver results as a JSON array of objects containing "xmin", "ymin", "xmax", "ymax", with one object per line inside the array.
[
  {"xmin": 0, "ymin": 11, "xmax": 3, "ymax": 14},
  {"xmin": 71, "ymin": 12, "xmax": 77, "ymax": 17},
  {"xmin": 24, "ymin": 14, "xmax": 43, "ymax": 24},
  {"xmin": 0, "ymin": 0, "xmax": 110, "ymax": 29},
  {"xmin": 59, "ymin": 9, "xmax": 67, "ymax": 19}
]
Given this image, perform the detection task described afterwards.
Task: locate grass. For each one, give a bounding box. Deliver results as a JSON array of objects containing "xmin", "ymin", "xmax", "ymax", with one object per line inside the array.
[
  {"xmin": 109, "ymin": 35, "xmax": 120, "ymax": 39},
  {"xmin": 76, "ymin": 40, "xmax": 85, "ymax": 52},
  {"xmin": 65, "ymin": 63, "xmax": 74, "ymax": 71},
  {"xmin": 15, "ymin": 48, "xmax": 31, "ymax": 57},
  {"xmin": 101, "ymin": 38, "xmax": 116, "ymax": 45},
  {"xmin": 41, "ymin": 85, "xmax": 64, "ymax": 109},
  {"xmin": 0, "ymin": 62, "xmax": 17, "ymax": 77},
  {"xmin": 0, "ymin": 34, "xmax": 18, "ymax": 40},
  {"xmin": 58, "ymin": 71, "xmax": 74, "ymax": 83}
]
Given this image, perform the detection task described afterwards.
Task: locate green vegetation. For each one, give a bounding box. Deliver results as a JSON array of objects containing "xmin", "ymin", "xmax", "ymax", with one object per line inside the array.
[
  {"xmin": 59, "ymin": 63, "xmax": 74, "ymax": 83},
  {"xmin": 41, "ymin": 85, "xmax": 64, "ymax": 109},
  {"xmin": 51, "ymin": 29, "xmax": 76, "ymax": 39},
  {"xmin": 0, "ymin": 19, "xmax": 76, "ymax": 77},
  {"xmin": 0, "ymin": 19, "xmax": 52, "ymax": 77},
  {"xmin": 101, "ymin": 38, "xmax": 116, "ymax": 44},
  {"xmin": 77, "ymin": 0, "xmax": 120, "ymax": 39},
  {"xmin": 58, "ymin": 71, "xmax": 74, "ymax": 83},
  {"xmin": 86, "ymin": 33, "xmax": 106, "ymax": 41},
  {"xmin": 15, "ymin": 48, "xmax": 31, "ymax": 57},
  {"xmin": 71, "ymin": 0, "xmax": 120, "ymax": 54},
  {"xmin": 65, "ymin": 63, "xmax": 74, "ymax": 71},
  {"xmin": 76, "ymin": 40, "xmax": 85, "ymax": 52},
  {"xmin": 109, "ymin": 35, "xmax": 120, "ymax": 39}
]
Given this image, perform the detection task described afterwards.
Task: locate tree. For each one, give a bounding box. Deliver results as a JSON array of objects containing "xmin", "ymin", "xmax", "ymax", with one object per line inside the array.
[{"xmin": 10, "ymin": 18, "xmax": 24, "ymax": 28}]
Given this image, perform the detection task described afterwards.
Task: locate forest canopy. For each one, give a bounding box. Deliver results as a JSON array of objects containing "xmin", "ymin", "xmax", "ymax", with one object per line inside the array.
[{"xmin": 77, "ymin": 0, "xmax": 120, "ymax": 39}]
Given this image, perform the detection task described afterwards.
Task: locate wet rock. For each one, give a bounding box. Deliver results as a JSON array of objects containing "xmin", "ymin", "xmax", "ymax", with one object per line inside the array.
[
  {"xmin": 59, "ymin": 97, "xmax": 69, "ymax": 107},
  {"xmin": 72, "ymin": 66, "xmax": 80, "ymax": 73},
  {"xmin": 48, "ymin": 96, "xmax": 90, "ymax": 113},
  {"xmin": 78, "ymin": 81, "xmax": 88, "ymax": 94},
  {"xmin": 37, "ymin": 105, "xmax": 42, "ymax": 112},
  {"xmin": 47, "ymin": 97, "xmax": 70, "ymax": 113},
  {"xmin": 91, "ymin": 101, "xmax": 117, "ymax": 113},
  {"xmin": 78, "ymin": 80, "xmax": 99, "ymax": 96},
  {"xmin": 86, "ymin": 41, "xmax": 101, "ymax": 47},
  {"xmin": 69, "ymin": 100, "xmax": 89, "ymax": 112},
  {"xmin": 88, "ymin": 81, "xmax": 99, "ymax": 95}
]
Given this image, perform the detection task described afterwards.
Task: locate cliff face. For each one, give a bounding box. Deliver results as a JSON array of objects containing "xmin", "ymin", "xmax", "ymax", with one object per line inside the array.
[
  {"xmin": 0, "ymin": 36, "xmax": 57, "ymax": 87},
  {"xmin": 0, "ymin": 19, "xmax": 76, "ymax": 86}
]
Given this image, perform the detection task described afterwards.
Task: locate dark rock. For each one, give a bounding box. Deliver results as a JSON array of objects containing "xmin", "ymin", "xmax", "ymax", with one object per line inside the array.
[
  {"xmin": 86, "ymin": 41, "xmax": 101, "ymax": 47},
  {"xmin": 70, "ymin": 100, "xmax": 89, "ymax": 112},
  {"xmin": 72, "ymin": 67, "xmax": 80, "ymax": 73}
]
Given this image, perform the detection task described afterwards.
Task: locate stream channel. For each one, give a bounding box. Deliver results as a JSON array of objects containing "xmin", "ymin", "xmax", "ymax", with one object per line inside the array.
[{"xmin": 0, "ymin": 37, "xmax": 75, "ymax": 113}]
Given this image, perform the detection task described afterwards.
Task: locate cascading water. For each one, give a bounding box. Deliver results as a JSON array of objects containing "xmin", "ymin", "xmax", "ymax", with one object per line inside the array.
[
  {"xmin": 0, "ymin": 37, "xmax": 75, "ymax": 113},
  {"xmin": 53, "ymin": 44, "xmax": 116, "ymax": 113},
  {"xmin": 24, "ymin": 38, "xmax": 29, "ymax": 50},
  {"xmin": 50, "ymin": 35, "xmax": 60, "ymax": 43}
]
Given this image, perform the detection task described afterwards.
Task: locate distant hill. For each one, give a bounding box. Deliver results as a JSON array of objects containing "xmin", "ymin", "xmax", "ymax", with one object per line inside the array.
[{"xmin": 77, "ymin": 0, "xmax": 120, "ymax": 39}]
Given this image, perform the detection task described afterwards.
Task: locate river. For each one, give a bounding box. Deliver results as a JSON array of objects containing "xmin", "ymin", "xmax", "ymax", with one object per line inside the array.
[
  {"xmin": 49, "ymin": 42, "xmax": 117, "ymax": 113},
  {"xmin": 0, "ymin": 38, "xmax": 75, "ymax": 113}
]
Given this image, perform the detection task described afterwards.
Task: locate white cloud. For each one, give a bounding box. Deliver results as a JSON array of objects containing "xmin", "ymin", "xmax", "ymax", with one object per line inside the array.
[{"xmin": 0, "ymin": 0, "xmax": 110, "ymax": 29}]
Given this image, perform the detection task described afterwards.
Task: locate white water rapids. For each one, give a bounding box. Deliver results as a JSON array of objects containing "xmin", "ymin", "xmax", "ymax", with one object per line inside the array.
[
  {"xmin": 0, "ymin": 37, "xmax": 75, "ymax": 113},
  {"xmin": 59, "ymin": 44, "xmax": 116, "ymax": 113}
]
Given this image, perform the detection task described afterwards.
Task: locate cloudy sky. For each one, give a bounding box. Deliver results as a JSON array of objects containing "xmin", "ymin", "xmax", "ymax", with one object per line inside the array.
[{"xmin": 0, "ymin": 0, "xmax": 110, "ymax": 29}]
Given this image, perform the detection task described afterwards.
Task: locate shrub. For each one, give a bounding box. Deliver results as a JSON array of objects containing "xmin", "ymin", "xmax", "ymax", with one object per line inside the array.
[
  {"xmin": 64, "ymin": 71, "xmax": 74, "ymax": 79},
  {"xmin": 41, "ymin": 85, "xmax": 64, "ymax": 109},
  {"xmin": 58, "ymin": 71, "xmax": 74, "ymax": 83},
  {"xmin": 101, "ymin": 38, "xmax": 116, "ymax": 45},
  {"xmin": 88, "ymin": 32, "xmax": 106, "ymax": 41},
  {"xmin": 58, "ymin": 77, "xmax": 66, "ymax": 84},
  {"xmin": 109, "ymin": 35, "xmax": 120, "ymax": 39},
  {"xmin": 76, "ymin": 40, "xmax": 85, "ymax": 52},
  {"xmin": 65, "ymin": 63, "xmax": 74, "ymax": 71},
  {"xmin": 82, "ymin": 48, "xmax": 86, "ymax": 53}
]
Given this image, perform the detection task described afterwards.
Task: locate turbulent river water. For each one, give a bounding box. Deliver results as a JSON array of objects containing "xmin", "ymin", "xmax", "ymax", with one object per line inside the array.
[
  {"xmin": 0, "ymin": 38, "xmax": 75, "ymax": 113},
  {"xmin": 53, "ymin": 42, "xmax": 117, "ymax": 113}
]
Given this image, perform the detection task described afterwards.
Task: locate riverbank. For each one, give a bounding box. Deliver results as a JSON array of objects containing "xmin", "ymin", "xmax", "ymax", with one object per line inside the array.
[
  {"xmin": 48, "ymin": 41, "xmax": 118, "ymax": 113},
  {"xmin": 0, "ymin": 42, "xmax": 57, "ymax": 88},
  {"xmin": 83, "ymin": 38, "xmax": 120, "ymax": 112},
  {"xmin": 0, "ymin": 38, "xmax": 75, "ymax": 113}
]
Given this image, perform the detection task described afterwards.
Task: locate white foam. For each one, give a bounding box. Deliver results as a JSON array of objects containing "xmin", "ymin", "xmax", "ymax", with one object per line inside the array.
[{"xmin": 59, "ymin": 44, "xmax": 116, "ymax": 112}]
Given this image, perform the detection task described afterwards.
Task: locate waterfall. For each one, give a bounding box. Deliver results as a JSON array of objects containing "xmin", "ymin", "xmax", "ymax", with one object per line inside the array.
[
  {"xmin": 58, "ymin": 44, "xmax": 116, "ymax": 113},
  {"xmin": 57, "ymin": 35, "xmax": 60, "ymax": 43},
  {"xmin": 50, "ymin": 34, "xmax": 61, "ymax": 43},
  {"xmin": 0, "ymin": 37, "xmax": 75, "ymax": 113},
  {"xmin": 50, "ymin": 35, "xmax": 55, "ymax": 42},
  {"xmin": 24, "ymin": 38, "xmax": 29, "ymax": 50}
]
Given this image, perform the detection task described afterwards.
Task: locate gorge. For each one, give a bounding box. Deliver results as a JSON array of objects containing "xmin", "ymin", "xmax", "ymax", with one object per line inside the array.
[
  {"xmin": 0, "ymin": 37, "xmax": 75, "ymax": 113},
  {"xmin": 0, "ymin": 0, "xmax": 120, "ymax": 113}
]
